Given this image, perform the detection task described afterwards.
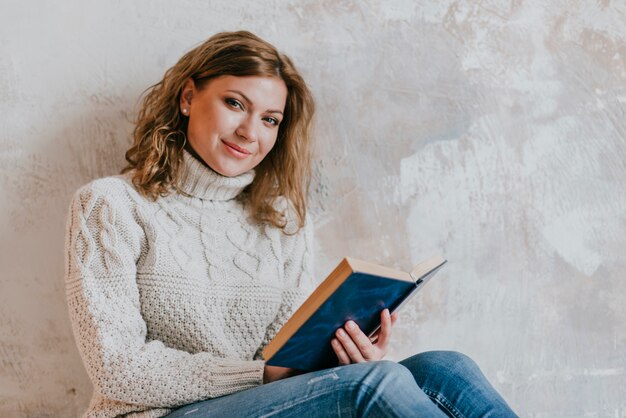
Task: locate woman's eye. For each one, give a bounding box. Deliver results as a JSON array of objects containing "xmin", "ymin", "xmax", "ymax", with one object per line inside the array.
[
  {"xmin": 264, "ymin": 117, "xmax": 279, "ymax": 126},
  {"xmin": 225, "ymin": 98, "xmax": 243, "ymax": 109}
]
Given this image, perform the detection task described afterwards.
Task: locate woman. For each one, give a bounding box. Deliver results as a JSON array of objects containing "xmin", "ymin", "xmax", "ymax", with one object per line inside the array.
[{"xmin": 65, "ymin": 31, "xmax": 517, "ymax": 417}]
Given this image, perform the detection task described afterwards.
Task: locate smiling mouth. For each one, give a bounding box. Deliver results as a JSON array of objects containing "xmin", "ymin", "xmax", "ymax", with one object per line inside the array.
[{"xmin": 222, "ymin": 140, "xmax": 252, "ymax": 157}]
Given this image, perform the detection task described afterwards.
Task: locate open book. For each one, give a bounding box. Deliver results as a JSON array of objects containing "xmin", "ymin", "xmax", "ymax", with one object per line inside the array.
[{"xmin": 261, "ymin": 255, "xmax": 447, "ymax": 371}]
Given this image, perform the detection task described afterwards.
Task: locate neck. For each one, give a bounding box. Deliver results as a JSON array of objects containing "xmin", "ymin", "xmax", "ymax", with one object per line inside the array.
[{"xmin": 176, "ymin": 149, "xmax": 255, "ymax": 201}]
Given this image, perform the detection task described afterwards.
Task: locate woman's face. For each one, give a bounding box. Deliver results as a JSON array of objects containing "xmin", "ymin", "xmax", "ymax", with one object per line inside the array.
[{"xmin": 180, "ymin": 75, "xmax": 288, "ymax": 177}]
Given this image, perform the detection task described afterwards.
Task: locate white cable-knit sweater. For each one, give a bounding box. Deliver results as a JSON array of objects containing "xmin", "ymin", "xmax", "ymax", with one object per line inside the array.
[{"xmin": 65, "ymin": 151, "xmax": 314, "ymax": 418}]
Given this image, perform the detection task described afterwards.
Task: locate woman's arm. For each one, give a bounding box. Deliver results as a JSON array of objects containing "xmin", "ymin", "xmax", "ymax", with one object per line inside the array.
[{"xmin": 65, "ymin": 179, "xmax": 265, "ymax": 408}]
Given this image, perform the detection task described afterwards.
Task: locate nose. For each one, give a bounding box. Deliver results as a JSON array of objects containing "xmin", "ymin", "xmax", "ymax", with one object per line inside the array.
[{"xmin": 235, "ymin": 115, "xmax": 258, "ymax": 142}]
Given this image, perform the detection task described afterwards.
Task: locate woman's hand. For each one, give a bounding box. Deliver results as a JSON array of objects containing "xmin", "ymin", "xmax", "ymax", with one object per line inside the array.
[
  {"xmin": 331, "ymin": 309, "xmax": 399, "ymax": 365},
  {"xmin": 263, "ymin": 365, "xmax": 302, "ymax": 383}
]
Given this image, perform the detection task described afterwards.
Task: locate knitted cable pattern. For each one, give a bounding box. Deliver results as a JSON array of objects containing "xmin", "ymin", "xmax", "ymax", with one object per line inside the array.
[{"xmin": 64, "ymin": 151, "xmax": 314, "ymax": 418}]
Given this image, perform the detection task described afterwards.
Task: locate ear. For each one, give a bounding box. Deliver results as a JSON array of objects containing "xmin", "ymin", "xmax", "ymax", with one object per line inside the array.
[{"xmin": 179, "ymin": 78, "xmax": 195, "ymax": 114}]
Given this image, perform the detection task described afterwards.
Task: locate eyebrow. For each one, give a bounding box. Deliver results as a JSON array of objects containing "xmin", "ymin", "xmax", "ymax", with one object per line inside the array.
[{"xmin": 226, "ymin": 90, "xmax": 284, "ymax": 115}]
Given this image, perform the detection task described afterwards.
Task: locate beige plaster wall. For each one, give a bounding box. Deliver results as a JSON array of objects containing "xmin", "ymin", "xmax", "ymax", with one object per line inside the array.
[{"xmin": 1, "ymin": 1, "xmax": 624, "ymax": 416}]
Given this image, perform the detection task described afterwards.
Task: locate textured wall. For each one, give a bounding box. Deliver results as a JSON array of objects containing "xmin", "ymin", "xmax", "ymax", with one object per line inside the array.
[{"xmin": 1, "ymin": 1, "xmax": 625, "ymax": 416}]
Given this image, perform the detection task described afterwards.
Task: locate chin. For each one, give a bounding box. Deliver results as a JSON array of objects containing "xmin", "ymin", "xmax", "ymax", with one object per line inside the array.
[
  {"xmin": 218, "ymin": 169, "xmax": 245, "ymax": 178},
  {"xmin": 211, "ymin": 162, "xmax": 251, "ymax": 178}
]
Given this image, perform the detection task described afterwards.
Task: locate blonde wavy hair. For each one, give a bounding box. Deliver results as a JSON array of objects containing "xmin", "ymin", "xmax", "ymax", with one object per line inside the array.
[{"xmin": 122, "ymin": 31, "xmax": 315, "ymax": 231}]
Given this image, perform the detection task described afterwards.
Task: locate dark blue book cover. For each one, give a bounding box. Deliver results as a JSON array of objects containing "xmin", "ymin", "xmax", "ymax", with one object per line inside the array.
[{"xmin": 266, "ymin": 272, "xmax": 417, "ymax": 371}]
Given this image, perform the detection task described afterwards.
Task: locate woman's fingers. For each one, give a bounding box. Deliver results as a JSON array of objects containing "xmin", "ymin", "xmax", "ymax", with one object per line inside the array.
[
  {"xmin": 335, "ymin": 324, "xmax": 367, "ymax": 362},
  {"xmin": 333, "ymin": 311, "xmax": 398, "ymax": 364},
  {"xmin": 375, "ymin": 309, "xmax": 393, "ymax": 350},
  {"xmin": 331, "ymin": 338, "xmax": 351, "ymax": 365},
  {"xmin": 346, "ymin": 321, "xmax": 377, "ymax": 359},
  {"xmin": 390, "ymin": 311, "xmax": 399, "ymax": 326}
]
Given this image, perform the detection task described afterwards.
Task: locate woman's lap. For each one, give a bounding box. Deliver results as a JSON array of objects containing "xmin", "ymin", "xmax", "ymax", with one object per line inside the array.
[{"xmin": 165, "ymin": 351, "xmax": 517, "ymax": 418}]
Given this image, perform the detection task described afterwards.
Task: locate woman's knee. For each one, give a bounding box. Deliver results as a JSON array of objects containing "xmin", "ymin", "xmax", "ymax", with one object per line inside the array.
[
  {"xmin": 401, "ymin": 350, "xmax": 482, "ymax": 380},
  {"xmin": 345, "ymin": 360, "xmax": 416, "ymax": 394},
  {"xmin": 420, "ymin": 350, "xmax": 477, "ymax": 368},
  {"xmin": 365, "ymin": 359, "xmax": 414, "ymax": 379}
]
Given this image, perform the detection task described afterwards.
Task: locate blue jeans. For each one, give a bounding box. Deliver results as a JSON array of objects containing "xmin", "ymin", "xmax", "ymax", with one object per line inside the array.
[{"xmin": 165, "ymin": 351, "xmax": 518, "ymax": 417}]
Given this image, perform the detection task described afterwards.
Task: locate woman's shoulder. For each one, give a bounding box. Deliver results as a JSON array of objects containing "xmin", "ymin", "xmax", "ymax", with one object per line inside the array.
[
  {"xmin": 70, "ymin": 174, "xmax": 142, "ymax": 210},
  {"xmin": 78, "ymin": 173, "xmax": 131, "ymax": 192}
]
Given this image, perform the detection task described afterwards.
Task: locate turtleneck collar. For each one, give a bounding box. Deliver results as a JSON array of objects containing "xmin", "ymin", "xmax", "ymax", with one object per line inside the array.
[{"xmin": 177, "ymin": 150, "xmax": 255, "ymax": 201}]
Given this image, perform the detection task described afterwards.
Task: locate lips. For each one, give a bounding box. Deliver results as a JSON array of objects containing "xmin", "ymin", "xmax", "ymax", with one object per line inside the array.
[{"xmin": 222, "ymin": 140, "xmax": 252, "ymax": 159}]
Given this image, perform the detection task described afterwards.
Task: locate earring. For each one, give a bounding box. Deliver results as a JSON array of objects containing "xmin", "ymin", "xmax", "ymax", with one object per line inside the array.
[{"xmin": 182, "ymin": 108, "xmax": 189, "ymax": 115}]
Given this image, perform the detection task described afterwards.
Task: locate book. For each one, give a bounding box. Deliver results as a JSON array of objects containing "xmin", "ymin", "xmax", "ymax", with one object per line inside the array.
[{"xmin": 261, "ymin": 255, "xmax": 447, "ymax": 371}]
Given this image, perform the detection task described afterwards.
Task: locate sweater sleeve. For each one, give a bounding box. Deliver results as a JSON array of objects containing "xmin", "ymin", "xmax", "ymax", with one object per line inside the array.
[
  {"xmin": 64, "ymin": 180, "xmax": 265, "ymax": 409},
  {"xmin": 255, "ymin": 213, "xmax": 316, "ymax": 358}
]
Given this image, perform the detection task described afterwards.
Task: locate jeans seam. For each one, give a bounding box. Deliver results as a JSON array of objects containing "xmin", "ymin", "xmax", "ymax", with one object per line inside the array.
[{"xmin": 422, "ymin": 387, "xmax": 465, "ymax": 418}]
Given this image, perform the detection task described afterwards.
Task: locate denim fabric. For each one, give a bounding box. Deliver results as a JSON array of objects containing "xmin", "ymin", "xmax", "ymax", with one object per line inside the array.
[{"xmin": 165, "ymin": 351, "xmax": 518, "ymax": 418}]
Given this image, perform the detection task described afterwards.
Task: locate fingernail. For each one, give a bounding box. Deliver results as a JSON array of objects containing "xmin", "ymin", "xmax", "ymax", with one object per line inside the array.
[
  {"xmin": 346, "ymin": 321, "xmax": 356, "ymax": 330},
  {"xmin": 337, "ymin": 329, "xmax": 345, "ymax": 337}
]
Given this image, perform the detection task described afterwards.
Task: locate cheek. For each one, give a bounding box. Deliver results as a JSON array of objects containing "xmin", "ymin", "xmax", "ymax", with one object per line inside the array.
[
  {"xmin": 189, "ymin": 107, "xmax": 233, "ymax": 137},
  {"xmin": 259, "ymin": 134, "xmax": 279, "ymax": 156},
  {"xmin": 188, "ymin": 114, "xmax": 212, "ymax": 139},
  {"xmin": 212, "ymin": 109, "xmax": 239, "ymax": 132}
]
